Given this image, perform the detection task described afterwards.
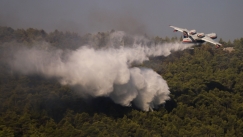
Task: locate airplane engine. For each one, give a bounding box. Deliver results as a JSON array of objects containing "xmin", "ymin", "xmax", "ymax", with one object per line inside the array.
[
  {"xmin": 197, "ymin": 33, "xmax": 205, "ymax": 38},
  {"xmin": 189, "ymin": 30, "xmax": 196, "ymax": 35},
  {"xmin": 207, "ymin": 33, "xmax": 217, "ymax": 39}
]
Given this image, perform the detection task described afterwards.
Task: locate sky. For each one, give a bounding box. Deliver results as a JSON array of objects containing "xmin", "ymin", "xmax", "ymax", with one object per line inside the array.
[{"xmin": 0, "ymin": 0, "xmax": 242, "ymax": 41}]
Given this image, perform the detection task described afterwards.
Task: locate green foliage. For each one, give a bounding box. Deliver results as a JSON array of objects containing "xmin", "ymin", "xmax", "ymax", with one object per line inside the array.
[{"xmin": 0, "ymin": 26, "xmax": 243, "ymax": 136}]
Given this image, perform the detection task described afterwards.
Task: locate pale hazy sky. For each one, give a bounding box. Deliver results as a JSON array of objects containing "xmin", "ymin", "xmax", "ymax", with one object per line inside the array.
[{"xmin": 0, "ymin": 0, "xmax": 242, "ymax": 41}]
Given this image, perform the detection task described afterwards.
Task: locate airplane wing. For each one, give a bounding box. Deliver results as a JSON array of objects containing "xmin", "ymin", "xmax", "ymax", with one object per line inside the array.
[
  {"xmin": 201, "ymin": 36, "xmax": 222, "ymax": 48},
  {"xmin": 169, "ymin": 26, "xmax": 189, "ymax": 33}
]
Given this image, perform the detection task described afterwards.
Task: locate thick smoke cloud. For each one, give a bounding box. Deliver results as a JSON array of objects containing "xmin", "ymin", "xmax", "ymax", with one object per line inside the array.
[
  {"xmin": 0, "ymin": 1, "xmax": 148, "ymax": 36},
  {"xmin": 88, "ymin": 9, "xmax": 147, "ymax": 35},
  {"xmin": 6, "ymin": 31, "xmax": 192, "ymax": 111}
]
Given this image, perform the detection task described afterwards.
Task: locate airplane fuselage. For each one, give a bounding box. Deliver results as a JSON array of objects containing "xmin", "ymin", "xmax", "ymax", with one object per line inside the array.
[
  {"xmin": 182, "ymin": 34, "xmax": 206, "ymax": 44},
  {"xmin": 170, "ymin": 25, "xmax": 222, "ymax": 48}
]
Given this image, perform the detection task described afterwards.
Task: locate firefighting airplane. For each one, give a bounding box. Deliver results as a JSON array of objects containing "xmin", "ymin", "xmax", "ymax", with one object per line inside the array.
[{"xmin": 170, "ymin": 25, "xmax": 222, "ymax": 48}]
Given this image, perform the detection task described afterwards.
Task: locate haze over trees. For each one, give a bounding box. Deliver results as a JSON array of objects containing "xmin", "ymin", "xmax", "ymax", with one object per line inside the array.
[{"xmin": 0, "ymin": 26, "xmax": 243, "ymax": 136}]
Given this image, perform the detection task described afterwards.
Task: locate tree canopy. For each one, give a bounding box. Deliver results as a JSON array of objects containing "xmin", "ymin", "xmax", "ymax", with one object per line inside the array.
[{"xmin": 0, "ymin": 26, "xmax": 243, "ymax": 136}]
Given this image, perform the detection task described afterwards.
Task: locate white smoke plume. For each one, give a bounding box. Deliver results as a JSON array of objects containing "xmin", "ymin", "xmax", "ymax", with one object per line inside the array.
[{"xmin": 6, "ymin": 31, "xmax": 193, "ymax": 111}]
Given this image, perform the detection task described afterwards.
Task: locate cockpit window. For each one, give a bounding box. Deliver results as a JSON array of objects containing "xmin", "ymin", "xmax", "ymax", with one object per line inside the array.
[{"xmin": 183, "ymin": 31, "xmax": 188, "ymax": 38}]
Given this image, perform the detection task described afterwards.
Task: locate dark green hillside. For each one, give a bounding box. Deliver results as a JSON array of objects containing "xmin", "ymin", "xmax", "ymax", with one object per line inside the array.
[{"xmin": 0, "ymin": 26, "xmax": 243, "ymax": 136}]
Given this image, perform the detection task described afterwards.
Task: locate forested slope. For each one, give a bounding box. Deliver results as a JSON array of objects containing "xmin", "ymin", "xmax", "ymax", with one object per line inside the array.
[{"xmin": 0, "ymin": 26, "xmax": 243, "ymax": 136}]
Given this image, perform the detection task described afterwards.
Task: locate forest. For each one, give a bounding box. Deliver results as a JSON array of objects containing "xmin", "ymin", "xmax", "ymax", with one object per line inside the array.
[{"xmin": 0, "ymin": 26, "xmax": 243, "ymax": 137}]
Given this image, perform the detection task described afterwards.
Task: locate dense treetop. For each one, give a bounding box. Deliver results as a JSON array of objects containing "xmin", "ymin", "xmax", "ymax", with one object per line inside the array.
[{"xmin": 0, "ymin": 26, "xmax": 243, "ymax": 136}]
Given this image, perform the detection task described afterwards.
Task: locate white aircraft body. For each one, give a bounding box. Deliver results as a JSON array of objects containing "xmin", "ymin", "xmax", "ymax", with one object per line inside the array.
[{"xmin": 170, "ymin": 25, "xmax": 222, "ymax": 48}]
